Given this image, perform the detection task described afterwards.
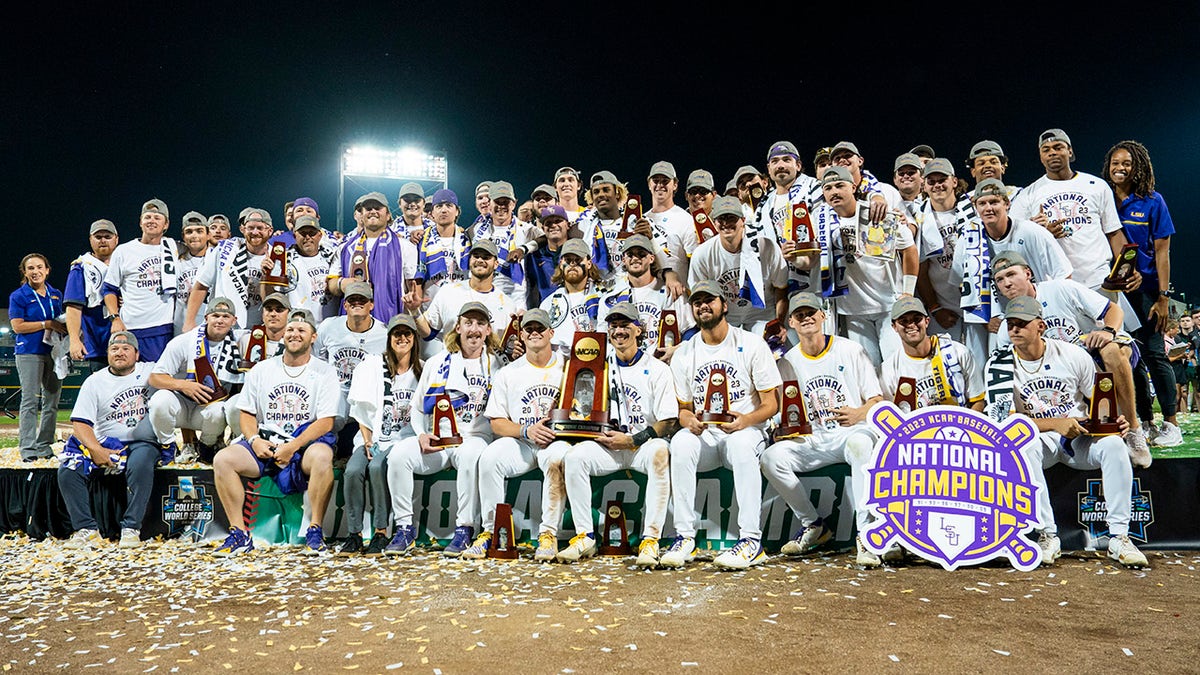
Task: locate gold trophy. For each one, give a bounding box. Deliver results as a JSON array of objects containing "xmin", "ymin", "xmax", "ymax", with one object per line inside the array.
[
  {"xmin": 775, "ymin": 380, "xmax": 812, "ymax": 439},
  {"xmin": 894, "ymin": 376, "xmax": 918, "ymax": 413},
  {"xmin": 785, "ymin": 200, "xmax": 819, "ymax": 257},
  {"xmin": 598, "ymin": 501, "xmax": 632, "ymax": 556},
  {"xmin": 261, "ymin": 242, "xmax": 290, "ymax": 287},
  {"xmin": 697, "ymin": 366, "xmax": 736, "ymax": 425},
  {"xmin": 550, "ymin": 332, "xmax": 617, "ymax": 438},
  {"xmin": 692, "ymin": 209, "xmax": 717, "ymax": 244},
  {"xmin": 618, "ymin": 195, "xmax": 642, "ymax": 240},
  {"xmin": 656, "ymin": 310, "xmax": 680, "ymax": 357},
  {"xmin": 1102, "ymin": 244, "xmax": 1140, "ymax": 291},
  {"xmin": 239, "ymin": 325, "xmax": 268, "ymax": 371},
  {"xmin": 748, "ymin": 185, "xmax": 765, "ymax": 211},
  {"xmin": 430, "ymin": 393, "xmax": 463, "ymax": 448}
]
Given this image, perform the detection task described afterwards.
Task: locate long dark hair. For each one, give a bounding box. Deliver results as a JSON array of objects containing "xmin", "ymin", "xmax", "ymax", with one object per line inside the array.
[
  {"xmin": 385, "ymin": 327, "xmax": 423, "ymax": 379},
  {"xmin": 1102, "ymin": 140, "xmax": 1156, "ymax": 198}
]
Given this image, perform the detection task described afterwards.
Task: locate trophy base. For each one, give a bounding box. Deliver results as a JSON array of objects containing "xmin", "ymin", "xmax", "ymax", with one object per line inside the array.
[
  {"xmin": 698, "ymin": 412, "xmax": 737, "ymax": 425},
  {"xmin": 1083, "ymin": 421, "xmax": 1122, "ymax": 436},
  {"xmin": 431, "ymin": 435, "xmax": 463, "ymax": 448},
  {"xmin": 238, "ymin": 360, "xmax": 259, "ymax": 372},
  {"xmin": 786, "ymin": 246, "xmax": 820, "ymax": 259},
  {"xmin": 260, "ymin": 277, "xmax": 290, "ymax": 287},
  {"xmin": 550, "ymin": 423, "xmax": 614, "ymax": 440},
  {"xmin": 1100, "ymin": 278, "xmax": 1129, "ymax": 291},
  {"xmin": 775, "ymin": 424, "xmax": 812, "ymax": 440},
  {"xmin": 599, "ymin": 544, "xmax": 633, "ymax": 556}
]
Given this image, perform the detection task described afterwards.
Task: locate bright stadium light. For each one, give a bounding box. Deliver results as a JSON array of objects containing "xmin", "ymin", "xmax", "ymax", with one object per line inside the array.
[{"xmin": 337, "ymin": 144, "xmax": 449, "ymax": 232}]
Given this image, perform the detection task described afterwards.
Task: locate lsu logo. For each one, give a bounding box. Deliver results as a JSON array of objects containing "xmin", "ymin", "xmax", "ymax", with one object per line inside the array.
[{"xmin": 861, "ymin": 403, "xmax": 1045, "ymax": 571}]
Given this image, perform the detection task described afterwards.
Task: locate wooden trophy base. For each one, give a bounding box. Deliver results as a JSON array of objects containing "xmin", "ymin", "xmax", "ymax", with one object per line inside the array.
[
  {"xmin": 598, "ymin": 501, "xmax": 632, "ymax": 556},
  {"xmin": 487, "ymin": 503, "xmax": 519, "ymax": 560},
  {"xmin": 260, "ymin": 276, "xmax": 289, "ymax": 288},
  {"xmin": 1100, "ymin": 278, "xmax": 1131, "ymax": 291},
  {"xmin": 1082, "ymin": 421, "xmax": 1122, "ymax": 436},
  {"xmin": 774, "ymin": 423, "xmax": 812, "ymax": 440},
  {"xmin": 785, "ymin": 246, "xmax": 820, "ymax": 259},
  {"xmin": 430, "ymin": 435, "xmax": 463, "ymax": 448},
  {"xmin": 698, "ymin": 412, "xmax": 737, "ymax": 425}
]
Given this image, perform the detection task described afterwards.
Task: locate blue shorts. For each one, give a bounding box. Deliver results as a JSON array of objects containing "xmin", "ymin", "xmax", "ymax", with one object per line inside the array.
[
  {"xmin": 130, "ymin": 324, "xmax": 173, "ymax": 362},
  {"xmin": 238, "ymin": 431, "xmax": 335, "ymax": 495}
]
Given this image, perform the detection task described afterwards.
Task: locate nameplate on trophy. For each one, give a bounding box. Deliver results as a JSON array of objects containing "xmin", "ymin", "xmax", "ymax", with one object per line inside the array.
[
  {"xmin": 619, "ymin": 195, "xmax": 642, "ymax": 240},
  {"xmin": 775, "ymin": 380, "xmax": 812, "ymax": 439},
  {"xmin": 656, "ymin": 310, "xmax": 680, "ymax": 356},
  {"xmin": 748, "ymin": 185, "xmax": 765, "ymax": 212},
  {"xmin": 894, "ymin": 376, "xmax": 918, "ymax": 414},
  {"xmin": 348, "ymin": 252, "xmax": 368, "ymax": 281},
  {"xmin": 785, "ymin": 200, "xmax": 819, "ymax": 257},
  {"xmin": 239, "ymin": 326, "xmax": 268, "ymax": 371},
  {"xmin": 1083, "ymin": 371, "xmax": 1122, "ymax": 436},
  {"xmin": 1101, "ymin": 244, "xmax": 1140, "ymax": 291},
  {"xmin": 697, "ymin": 366, "xmax": 737, "ymax": 425},
  {"xmin": 500, "ymin": 313, "xmax": 522, "ymax": 362},
  {"xmin": 487, "ymin": 502, "xmax": 519, "ymax": 560},
  {"xmin": 431, "ymin": 392, "xmax": 463, "ymax": 448},
  {"xmin": 193, "ymin": 356, "xmax": 229, "ymax": 404},
  {"xmin": 550, "ymin": 332, "xmax": 616, "ymax": 438},
  {"xmin": 599, "ymin": 500, "xmax": 632, "ymax": 556},
  {"xmin": 261, "ymin": 243, "xmax": 290, "ymax": 287},
  {"xmin": 692, "ymin": 209, "xmax": 717, "ymax": 244}
]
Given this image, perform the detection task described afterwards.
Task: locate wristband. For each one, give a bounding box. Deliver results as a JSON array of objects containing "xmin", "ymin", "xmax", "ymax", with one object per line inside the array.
[
  {"xmin": 631, "ymin": 427, "xmax": 659, "ymax": 447},
  {"xmin": 902, "ymin": 275, "xmax": 918, "ymax": 296},
  {"xmin": 520, "ymin": 424, "xmax": 530, "ymax": 440},
  {"xmin": 248, "ymin": 435, "xmax": 261, "ymax": 445},
  {"xmin": 1102, "ymin": 326, "xmax": 1117, "ymax": 336}
]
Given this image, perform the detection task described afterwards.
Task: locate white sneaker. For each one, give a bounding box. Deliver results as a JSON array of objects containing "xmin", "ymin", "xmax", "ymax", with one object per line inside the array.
[
  {"xmin": 174, "ymin": 443, "xmax": 199, "ymax": 465},
  {"xmin": 555, "ymin": 533, "xmax": 597, "ymax": 563},
  {"xmin": 782, "ymin": 521, "xmax": 831, "ymax": 556},
  {"xmin": 1037, "ymin": 530, "xmax": 1062, "ymax": 564},
  {"xmin": 1140, "ymin": 421, "xmax": 1159, "ymax": 445},
  {"xmin": 635, "ymin": 538, "xmax": 660, "ymax": 568},
  {"xmin": 533, "ymin": 532, "xmax": 558, "ymax": 562},
  {"xmin": 1153, "ymin": 421, "xmax": 1183, "ymax": 448},
  {"xmin": 118, "ymin": 528, "xmax": 141, "ymax": 548},
  {"xmin": 1125, "ymin": 427, "xmax": 1153, "ymax": 469},
  {"xmin": 714, "ymin": 537, "xmax": 767, "ymax": 570},
  {"xmin": 65, "ymin": 528, "xmax": 101, "ymax": 550},
  {"xmin": 1108, "ymin": 534, "xmax": 1148, "ymax": 568},
  {"xmin": 855, "ymin": 536, "xmax": 881, "ymax": 569},
  {"xmin": 659, "ymin": 536, "xmax": 696, "ymax": 568}
]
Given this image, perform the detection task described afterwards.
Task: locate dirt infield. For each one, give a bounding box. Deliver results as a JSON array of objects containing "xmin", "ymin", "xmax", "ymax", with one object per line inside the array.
[{"xmin": 2, "ymin": 536, "xmax": 1195, "ymax": 673}]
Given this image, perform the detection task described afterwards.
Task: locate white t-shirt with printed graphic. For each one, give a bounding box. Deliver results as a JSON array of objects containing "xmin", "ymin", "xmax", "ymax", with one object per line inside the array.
[
  {"xmin": 238, "ymin": 355, "xmax": 341, "ymax": 439},
  {"xmin": 613, "ymin": 349, "xmax": 678, "ymax": 433},
  {"xmin": 103, "ymin": 239, "xmax": 176, "ymax": 330},
  {"xmin": 70, "ymin": 362, "xmax": 156, "ymax": 442},
  {"xmin": 598, "ymin": 281, "xmax": 695, "ymax": 349},
  {"xmin": 1012, "ymin": 338, "xmax": 1093, "ymax": 421},
  {"xmin": 996, "ymin": 279, "xmax": 1111, "ymax": 349},
  {"xmin": 881, "ymin": 337, "xmax": 984, "ymax": 407},
  {"xmin": 836, "ymin": 210, "xmax": 916, "ymax": 316},
  {"xmin": 541, "ymin": 285, "xmax": 600, "ymax": 356},
  {"xmin": 153, "ymin": 325, "xmax": 245, "ymax": 386},
  {"xmin": 778, "ymin": 336, "xmax": 881, "ymax": 444},
  {"xmin": 687, "ymin": 235, "xmax": 787, "ymax": 329},
  {"xmin": 410, "ymin": 350, "xmax": 498, "ymax": 440},
  {"xmin": 315, "ymin": 316, "xmax": 389, "ymax": 418},
  {"xmin": 671, "ymin": 326, "xmax": 782, "ymax": 421},
  {"xmin": 1010, "ymin": 172, "xmax": 1122, "ymax": 289},
  {"xmin": 485, "ymin": 352, "xmax": 565, "ymax": 427}
]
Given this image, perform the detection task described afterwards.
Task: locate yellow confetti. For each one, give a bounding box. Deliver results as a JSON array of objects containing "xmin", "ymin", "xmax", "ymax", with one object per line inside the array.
[{"xmin": 294, "ymin": 663, "xmax": 303, "ymax": 671}]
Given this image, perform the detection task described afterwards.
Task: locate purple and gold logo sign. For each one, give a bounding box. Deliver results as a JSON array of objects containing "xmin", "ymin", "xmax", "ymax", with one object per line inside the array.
[{"xmin": 861, "ymin": 403, "xmax": 1045, "ymax": 571}]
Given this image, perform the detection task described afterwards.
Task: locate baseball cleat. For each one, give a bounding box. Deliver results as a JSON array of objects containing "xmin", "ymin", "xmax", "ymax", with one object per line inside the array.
[
  {"xmin": 780, "ymin": 520, "xmax": 831, "ymax": 556},
  {"xmin": 556, "ymin": 533, "xmax": 597, "ymax": 563},
  {"xmin": 443, "ymin": 525, "xmax": 474, "ymax": 557},
  {"xmin": 533, "ymin": 532, "xmax": 559, "ymax": 562},
  {"xmin": 118, "ymin": 528, "xmax": 141, "ymax": 549},
  {"xmin": 384, "ymin": 525, "xmax": 416, "ymax": 556},
  {"xmin": 302, "ymin": 525, "xmax": 327, "ymax": 555},
  {"xmin": 636, "ymin": 537, "xmax": 661, "ymax": 568},
  {"xmin": 855, "ymin": 536, "xmax": 881, "ymax": 569},
  {"xmin": 65, "ymin": 528, "xmax": 102, "ymax": 550},
  {"xmin": 213, "ymin": 527, "xmax": 254, "ymax": 557},
  {"xmin": 460, "ymin": 532, "xmax": 493, "ymax": 560},
  {"xmin": 336, "ymin": 536, "xmax": 363, "ymax": 555},
  {"xmin": 714, "ymin": 537, "xmax": 767, "ymax": 570},
  {"xmin": 1108, "ymin": 535, "xmax": 1148, "ymax": 568},
  {"xmin": 659, "ymin": 535, "xmax": 697, "ymax": 568},
  {"xmin": 363, "ymin": 532, "xmax": 389, "ymax": 555},
  {"xmin": 1037, "ymin": 531, "xmax": 1062, "ymax": 564},
  {"xmin": 1125, "ymin": 427, "xmax": 1153, "ymax": 468},
  {"xmin": 1152, "ymin": 421, "xmax": 1182, "ymax": 448}
]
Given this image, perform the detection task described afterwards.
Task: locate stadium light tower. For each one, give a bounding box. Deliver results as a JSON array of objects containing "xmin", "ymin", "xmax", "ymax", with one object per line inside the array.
[{"xmin": 337, "ymin": 144, "xmax": 449, "ymax": 232}]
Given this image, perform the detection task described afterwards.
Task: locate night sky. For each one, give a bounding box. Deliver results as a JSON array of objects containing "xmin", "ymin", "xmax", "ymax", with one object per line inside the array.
[{"xmin": 6, "ymin": 5, "xmax": 1199, "ymax": 301}]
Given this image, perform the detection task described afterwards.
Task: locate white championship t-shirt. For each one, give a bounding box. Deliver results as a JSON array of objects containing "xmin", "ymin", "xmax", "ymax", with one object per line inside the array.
[
  {"xmin": 485, "ymin": 351, "xmax": 565, "ymax": 427},
  {"xmin": 881, "ymin": 337, "xmax": 984, "ymax": 408},
  {"xmin": 1010, "ymin": 172, "xmax": 1122, "ymax": 289},
  {"xmin": 671, "ymin": 326, "xmax": 782, "ymax": 418},
  {"xmin": 70, "ymin": 362, "xmax": 156, "ymax": 442},
  {"xmin": 238, "ymin": 355, "xmax": 341, "ymax": 438},
  {"xmin": 103, "ymin": 239, "xmax": 176, "ymax": 330},
  {"xmin": 778, "ymin": 336, "xmax": 881, "ymax": 442}
]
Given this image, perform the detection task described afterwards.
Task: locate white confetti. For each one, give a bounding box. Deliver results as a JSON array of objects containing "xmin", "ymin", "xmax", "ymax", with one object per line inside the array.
[
  {"xmin": 1122, "ymin": 648, "xmax": 1133, "ymax": 656},
  {"xmin": 993, "ymin": 650, "xmax": 1010, "ymax": 656},
  {"xmin": 888, "ymin": 655, "xmax": 899, "ymax": 662},
  {"xmin": 385, "ymin": 664, "xmax": 403, "ymax": 670}
]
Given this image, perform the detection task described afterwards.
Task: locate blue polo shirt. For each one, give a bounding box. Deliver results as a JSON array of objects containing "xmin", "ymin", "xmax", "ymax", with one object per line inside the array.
[
  {"xmin": 64, "ymin": 264, "xmax": 112, "ymax": 360},
  {"xmin": 8, "ymin": 283, "xmax": 63, "ymax": 355},
  {"xmin": 1118, "ymin": 191, "xmax": 1175, "ymax": 295}
]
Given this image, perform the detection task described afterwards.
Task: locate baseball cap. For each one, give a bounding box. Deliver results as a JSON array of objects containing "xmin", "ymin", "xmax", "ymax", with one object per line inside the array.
[
  {"xmin": 287, "ymin": 308, "xmax": 318, "ymax": 330},
  {"xmin": 475, "ymin": 181, "xmax": 491, "ymax": 196},
  {"xmin": 141, "ymin": 198, "xmax": 169, "ymax": 221},
  {"xmin": 109, "ymin": 330, "xmax": 139, "ymax": 350},
  {"xmin": 1038, "ymin": 128, "xmax": 1072, "ymax": 148},
  {"xmin": 387, "ymin": 313, "xmax": 418, "ymax": 334},
  {"xmin": 355, "ymin": 191, "xmax": 389, "ymax": 209},
  {"xmin": 432, "ymin": 188, "xmax": 458, "ymax": 206},
  {"xmin": 522, "ymin": 308, "xmax": 552, "ymax": 328},
  {"xmin": 589, "ymin": 170, "xmax": 619, "ymax": 188},
  {"xmin": 922, "ymin": 158, "xmax": 956, "ymax": 178},
  {"xmin": 90, "ymin": 219, "xmax": 117, "ymax": 235},
  {"xmin": 968, "ymin": 140, "xmax": 1006, "ymax": 162},
  {"xmin": 554, "ymin": 167, "xmax": 580, "ymax": 182},
  {"xmin": 710, "ymin": 196, "xmax": 743, "ymax": 219},
  {"xmin": 648, "ymin": 161, "xmax": 677, "ymax": 180},
  {"xmin": 344, "ymin": 280, "xmax": 374, "ymax": 300},
  {"xmin": 831, "ymin": 141, "xmax": 860, "ymax": 157},
  {"xmin": 973, "ymin": 179, "xmax": 1009, "ymax": 201},
  {"xmin": 262, "ymin": 292, "xmax": 291, "ymax": 310},
  {"xmin": 606, "ymin": 301, "xmax": 641, "ymax": 324},
  {"xmin": 767, "ymin": 141, "xmax": 799, "ymax": 160},
  {"xmin": 894, "ymin": 153, "xmax": 923, "ymax": 172},
  {"xmin": 890, "ymin": 296, "xmax": 928, "ymax": 321},
  {"xmin": 1004, "ymin": 296, "xmax": 1043, "ymax": 322},
  {"xmin": 539, "ymin": 205, "xmax": 568, "ymax": 223},
  {"xmin": 470, "ymin": 238, "xmax": 499, "ymax": 257},
  {"xmin": 724, "ymin": 179, "xmax": 739, "ymax": 194},
  {"xmin": 788, "ymin": 292, "xmax": 823, "ymax": 316},
  {"xmin": 458, "ymin": 301, "xmax": 492, "ymax": 321},
  {"xmin": 292, "ymin": 197, "xmax": 319, "ymax": 214},
  {"xmin": 182, "ymin": 210, "xmax": 207, "ymax": 227},
  {"xmin": 991, "ymin": 252, "xmax": 1031, "ymax": 274},
  {"xmin": 686, "ymin": 169, "xmax": 715, "ymax": 192},
  {"xmin": 205, "ymin": 297, "xmax": 237, "ymax": 316},
  {"xmin": 689, "ymin": 279, "xmax": 723, "ymax": 301},
  {"xmin": 910, "ymin": 144, "xmax": 936, "ymax": 159},
  {"xmin": 560, "ymin": 238, "xmax": 590, "ymax": 260},
  {"xmin": 814, "ymin": 146, "xmax": 834, "ymax": 165},
  {"xmin": 733, "ymin": 165, "xmax": 761, "ymax": 183},
  {"xmin": 531, "ymin": 183, "xmax": 556, "ymax": 199},
  {"xmin": 243, "ymin": 208, "xmax": 272, "ymax": 227},
  {"xmin": 620, "ymin": 234, "xmax": 654, "ymax": 255},
  {"xmin": 294, "ymin": 215, "xmax": 321, "ymax": 232},
  {"xmin": 489, "ymin": 181, "xmax": 516, "ymax": 202},
  {"xmin": 208, "ymin": 214, "xmax": 229, "ymax": 227},
  {"xmin": 399, "ymin": 182, "xmax": 425, "ymax": 200},
  {"xmin": 821, "ymin": 166, "xmax": 854, "ymax": 185}
]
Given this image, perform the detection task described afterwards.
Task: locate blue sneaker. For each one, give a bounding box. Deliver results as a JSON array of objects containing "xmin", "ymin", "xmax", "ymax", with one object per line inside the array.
[
  {"xmin": 384, "ymin": 525, "xmax": 416, "ymax": 556},
  {"xmin": 443, "ymin": 525, "xmax": 474, "ymax": 557},
  {"xmin": 158, "ymin": 442, "xmax": 179, "ymax": 467},
  {"xmin": 213, "ymin": 528, "xmax": 254, "ymax": 557},
  {"xmin": 302, "ymin": 525, "xmax": 327, "ymax": 555}
]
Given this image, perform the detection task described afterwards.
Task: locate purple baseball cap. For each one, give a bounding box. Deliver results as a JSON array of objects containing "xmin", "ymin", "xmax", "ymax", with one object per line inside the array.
[
  {"xmin": 293, "ymin": 197, "xmax": 319, "ymax": 214},
  {"xmin": 540, "ymin": 205, "xmax": 568, "ymax": 222},
  {"xmin": 432, "ymin": 188, "xmax": 458, "ymax": 206}
]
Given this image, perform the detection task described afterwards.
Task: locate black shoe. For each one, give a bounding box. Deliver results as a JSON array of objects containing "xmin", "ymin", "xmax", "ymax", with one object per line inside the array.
[
  {"xmin": 364, "ymin": 532, "xmax": 389, "ymax": 555},
  {"xmin": 197, "ymin": 442, "xmax": 220, "ymax": 464},
  {"xmin": 336, "ymin": 536, "xmax": 363, "ymax": 555}
]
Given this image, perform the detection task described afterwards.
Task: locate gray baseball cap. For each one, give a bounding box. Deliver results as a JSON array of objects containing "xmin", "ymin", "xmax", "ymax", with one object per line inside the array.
[
  {"xmin": 205, "ymin": 297, "xmax": 237, "ymax": 317},
  {"xmin": 531, "ymin": 183, "xmax": 556, "ymax": 199},
  {"xmin": 648, "ymin": 161, "xmax": 677, "ymax": 180},
  {"xmin": 458, "ymin": 301, "xmax": 492, "ymax": 321},
  {"xmin": 733, "ymin": 165, "xmax": 761, "ymax": 183},
  {"xmin": 620, "ymin": 234, "xmax": 655, "ymax": 255},
  {"xmin": 560, "ymin": 238, "xmax": 591, "ymax": 260},
  {"xmin": 90, "ymin": 219, "xmax": 117, "ymax": 235},
  {"xmin": 890, "ymin": 296, "xmax": 928, "ymax": 321},
  {"xmin": 182, "ymin": 210, "xmax": 207, "ymax": 227},
  {"xmin": 294, "ymin": 215, "xmax": 321, "ymax": 232},
  {"xmin": 109, "ymin": 330, "xmax": 139, "ymax": 350},
  {"xmin": 606, "ymin": 301, "xmax": 641, "ymax": 324},
  {"xmin": 475, "ymin": 181, "xmax": 491, "ymax": 196},
  {"xmin": 141, "ymin": 198, "xmax": 169, "ymax": 221},
  {"xmin": 387, "ymin": 313, "xmax": 418, "ymax": 334},
  {"xmin": 399, "ymin": 182, "xmax": 425, "ymax": 200},
  {"xmin": 973, "ymin": 179, "xmax": 1010, "ymax": 201},
  {"xmin": 243, "ymin": 208, "xmax": 272, "ymax": 227},
  {"xmin": 821, "ymin": 166, "xmax": 854, "ymax": 185},
  {"xmin": 788, "ymin": 292, "xmax": 823, "ymax": 316},
  {"xmin": 689, "ymin": 279, "xmax": 723, "ymax": 301},
  {"xmin": 991, "ymin": 251, "xmax": 1031, "ymax": 274},
  {"xmin": 1004, "ymin": 296, "xmax": 1043, "ymax": 322},
  {"xmin": 470, "ymin": 238, "xmax": 500, "ymax": 257},
  {"xmin": 262, "ymin": 292, "xmax": 291, "ymax": 310},
  {"xmin": 767, "ymin": 141, "xmax": 799, "ymax": 160},
  {"xmin": 554, "ymin": 167, "xmax": 579, "ymax": 182},
  {"xmin": 910, "ymin": 144, "xmax": 936, "ymax": 159},
  {"xmin": 490, "ymin": 181, "xmax": 516, "ymax": 202},
  {"xmin": 344, "ymin": 280, "xmax": 374, "ymax": 300},
  {"xmin": 522, "ymin": 308, "xmax": 552, "ymax": 328},
  {"xmin": 831, "ymin": 141, "xmax": 860, "ymax": 157},
  {"xmin": 355, "ymin": 191, "xmax": 389, "ymax": 209},
  {"xmin": 589, "ymin": 170, "xmax": 619, "ymax": 188},
  {"xmin": 686, "ymin": 169, "xmax": 715, "ymax": 192},
  {"xmin": 287, "ymin": 308, "xmax": 318, "ymax": 330},
  {"xmin": 710, "ymin": 196, "xmax": 743, "ymax": 219},
  {"xmin": 894, "ymin": 153, "xmax": 924, "ymax": 172},
  {"xmin": 968, "ymin": 140, "xmax": 1006, "ymax": 161},
  {"xmin": 1038, "ymin": 128, "xmax": 1072, "ymax": 147},
  {"xmin": 922, "ymin": 158, "xmax": 956, "ymax": 178},
  {"xmin": 208, "ymin": 214, "xmax": 229, "ymax": 227}
]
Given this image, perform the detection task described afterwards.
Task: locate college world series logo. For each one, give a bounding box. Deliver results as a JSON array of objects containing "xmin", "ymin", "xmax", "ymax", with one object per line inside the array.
[
  {"xmin": 1078, "ymin": 477, "xmax": 1154, "ymax": 543},
  {"xmin": 162, "ymin": 476, "xmax": 215, "ymax": 541},
  {"xmin": 861, "ymin": 403, "xmax": 1045, "ymax": 571}
]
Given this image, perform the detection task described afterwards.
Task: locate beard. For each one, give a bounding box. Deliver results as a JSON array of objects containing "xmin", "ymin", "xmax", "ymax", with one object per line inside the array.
[{"xmin": 696, "ymin": 309, "xmax": 725, "ymax": 331}]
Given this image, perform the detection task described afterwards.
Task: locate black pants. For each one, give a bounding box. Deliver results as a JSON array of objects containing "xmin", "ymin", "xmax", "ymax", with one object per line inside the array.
[{"xmin": 1128, "ymin": 290, "xmax": 1176, "ymax": 420}]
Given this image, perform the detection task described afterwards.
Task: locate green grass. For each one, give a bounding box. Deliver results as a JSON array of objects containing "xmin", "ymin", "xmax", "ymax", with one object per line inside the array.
[{"xmin": 0, "ymin": 410, "xmax": 71, "ymax": 427}]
